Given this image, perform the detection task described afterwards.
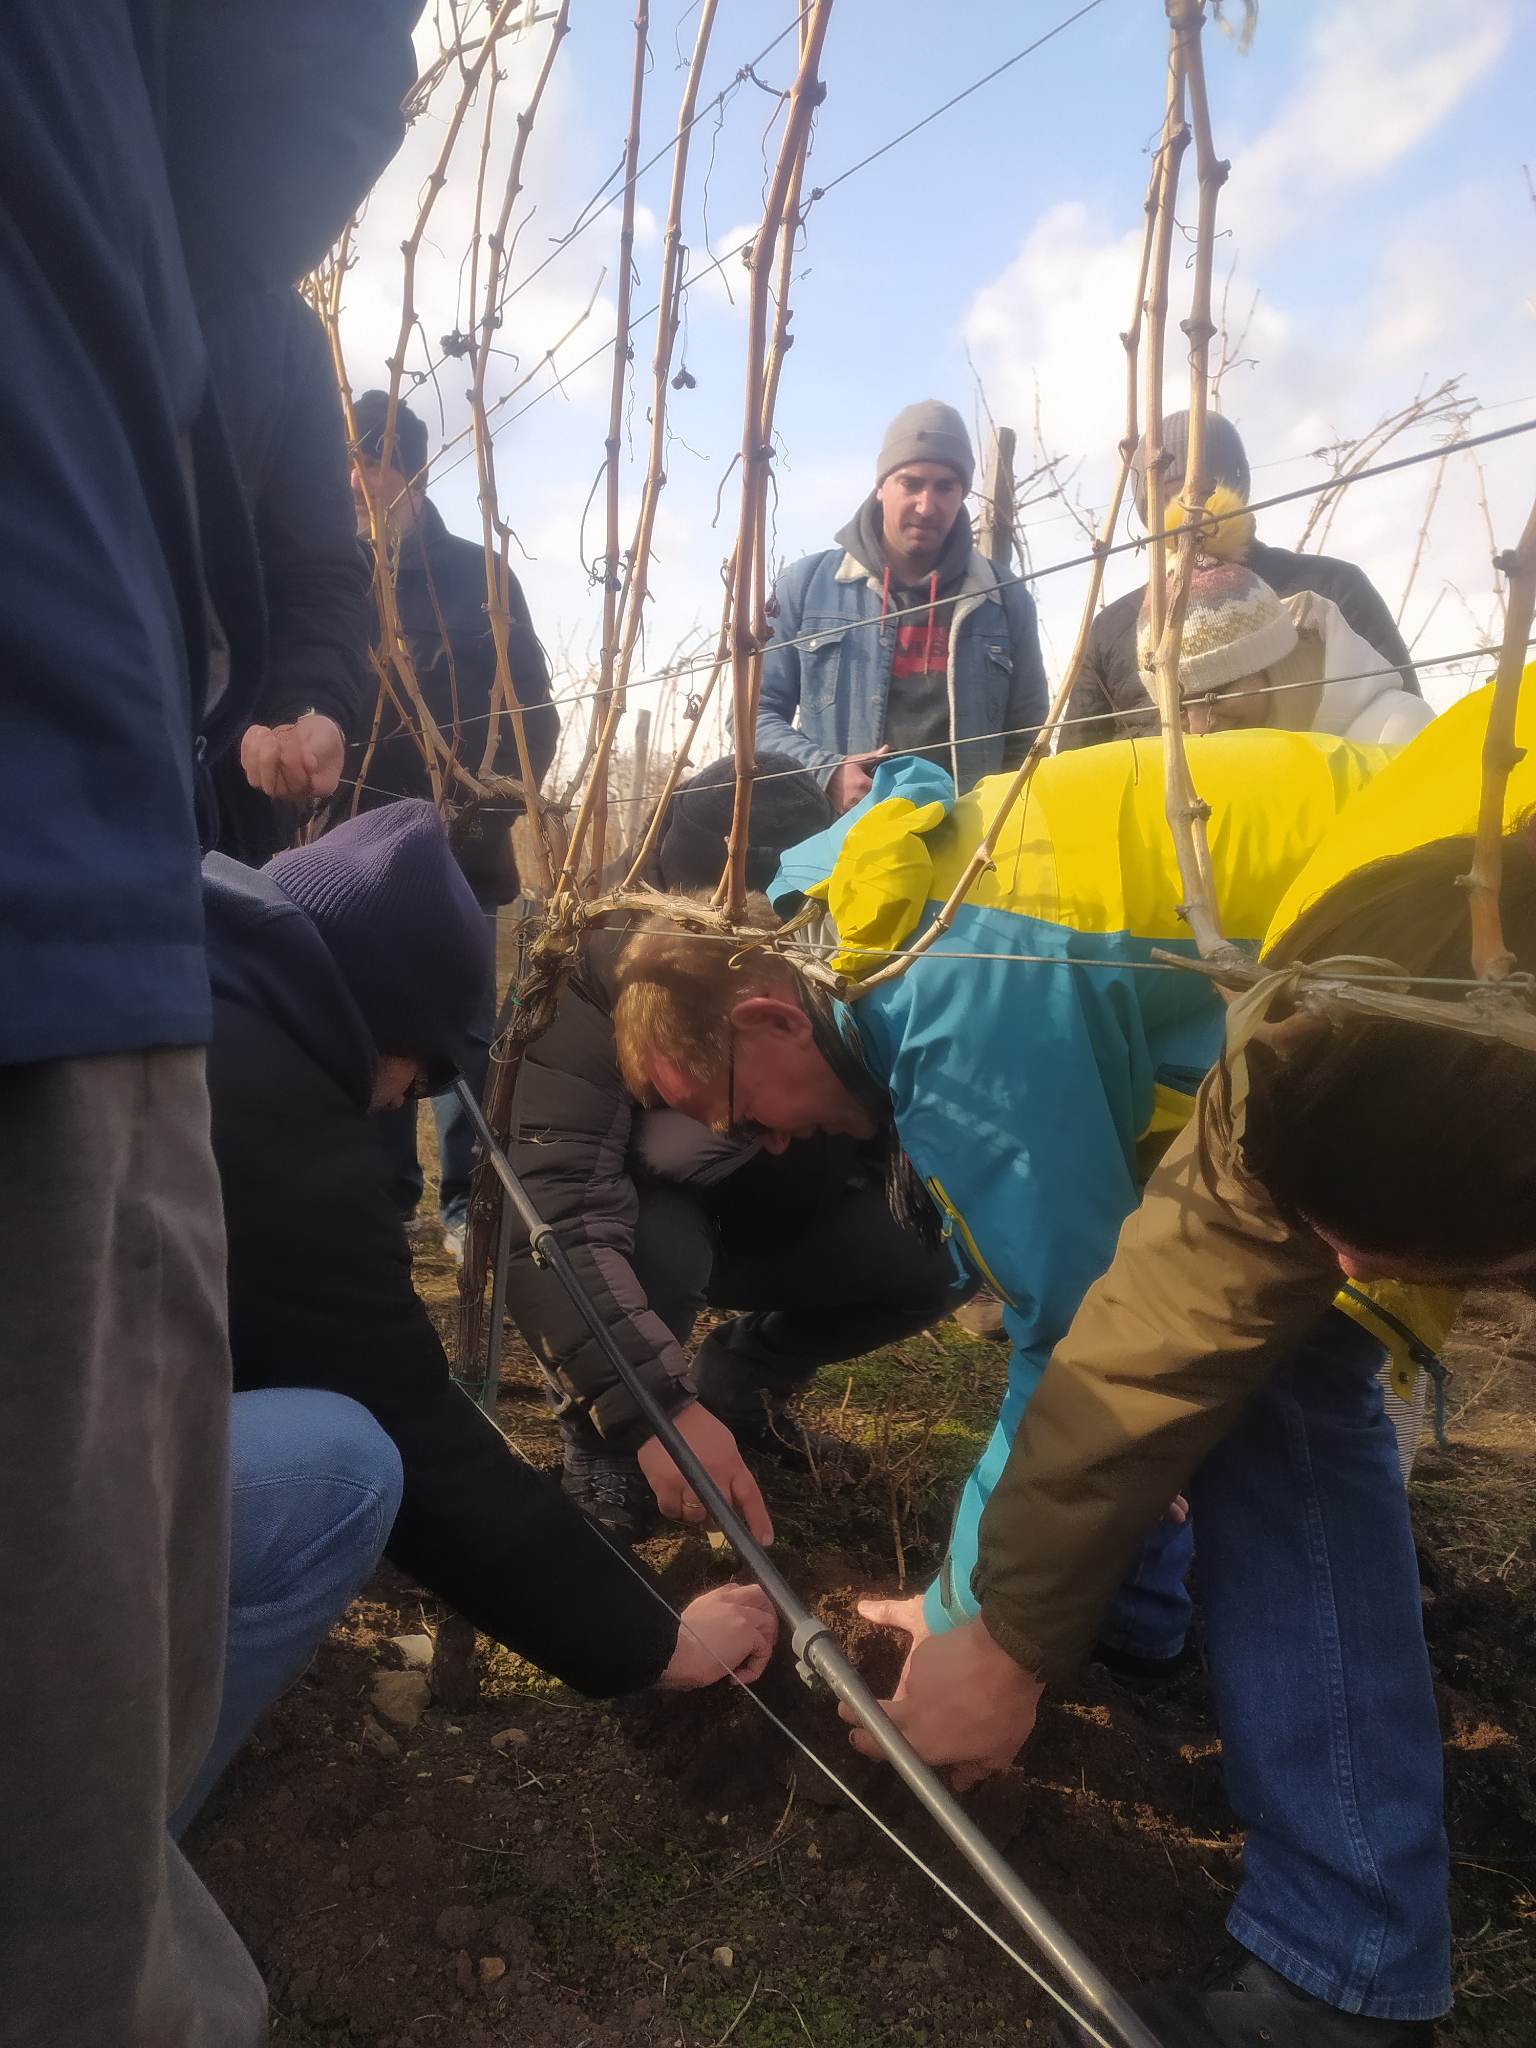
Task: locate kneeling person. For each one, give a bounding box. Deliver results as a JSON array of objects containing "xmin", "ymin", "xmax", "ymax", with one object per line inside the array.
[
  {"xmin": 202, "ymin": 801, "xmax": 776, "ymax": 1714},
  {"xmin": 506, "ymin": 755, "xmax": 966, "ymax": 1544}
]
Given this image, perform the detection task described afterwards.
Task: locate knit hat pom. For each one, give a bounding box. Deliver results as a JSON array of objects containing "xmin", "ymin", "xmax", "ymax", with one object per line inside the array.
[{"xmin": 1163, "ymin": 484, "xmax": 1255, "ymax": 562}]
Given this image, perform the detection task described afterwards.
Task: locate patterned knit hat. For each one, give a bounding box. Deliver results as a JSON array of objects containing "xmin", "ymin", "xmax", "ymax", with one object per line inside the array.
[
  {"xmin": 1137, "ymin": 556, "xmax": 1302, "ymax": 699},
  {"xmin": 267, "ymin": 800, "xmax": 492, "ymax": 1091}
]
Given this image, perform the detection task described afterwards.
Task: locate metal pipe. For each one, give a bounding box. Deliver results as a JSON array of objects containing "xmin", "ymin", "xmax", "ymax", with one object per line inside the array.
[
  {"xmin": 453, "ymin": 1077, "xmax": 1163, "ymax": 2048},
  {"xmin": 480, "ymin": 1189, "xmax": 515, "ymax": 1414}
]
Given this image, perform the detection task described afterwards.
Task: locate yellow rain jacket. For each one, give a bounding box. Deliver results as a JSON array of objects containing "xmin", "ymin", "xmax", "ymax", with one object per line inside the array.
[
  {"xmin": 974, "ymin": 677, "xmax": 1536, "ymax": 1679},
  {"xmin": 771, "ymin": 729, "xmax": 1387, "ymax": 1632}
]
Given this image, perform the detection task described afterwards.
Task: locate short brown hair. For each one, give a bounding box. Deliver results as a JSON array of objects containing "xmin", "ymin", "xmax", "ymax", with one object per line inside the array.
[{"xmin": 613, "ymin": 896, "xmax": 789, "ymax": 1101}]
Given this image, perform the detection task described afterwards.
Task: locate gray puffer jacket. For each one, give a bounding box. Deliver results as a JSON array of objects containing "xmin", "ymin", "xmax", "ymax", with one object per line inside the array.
[{"xmin": 504, "ymin": 930, "xmax": 754, "ymax": 1447}]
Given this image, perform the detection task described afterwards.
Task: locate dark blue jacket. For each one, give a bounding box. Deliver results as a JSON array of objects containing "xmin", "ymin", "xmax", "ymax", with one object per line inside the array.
[
  {"xmin": 346, "ymin": 502, "xmax": 561, "ymax": 902},
  {"xmin": 0, "ymin": 0, "xmax": 418, "ymax": 1067},
  {"xmin": 202, "ymin": 855, "xmax": 678, "ymax": 1693},
  {"xmin": 1, "ymin": 4, "xmax": 218, "ymax": 1064}
]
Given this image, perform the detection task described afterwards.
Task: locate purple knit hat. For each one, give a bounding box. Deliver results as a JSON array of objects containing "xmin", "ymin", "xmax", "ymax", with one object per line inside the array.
[{"xmin": 267, "ymin": 801, "xmax": 493, "ymax": 1091}]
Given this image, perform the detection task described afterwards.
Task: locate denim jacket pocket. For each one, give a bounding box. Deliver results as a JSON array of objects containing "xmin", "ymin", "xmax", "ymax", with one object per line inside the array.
[{"xmin": 799, "ymin": 623, "xmax": 853, "ymax": 719}]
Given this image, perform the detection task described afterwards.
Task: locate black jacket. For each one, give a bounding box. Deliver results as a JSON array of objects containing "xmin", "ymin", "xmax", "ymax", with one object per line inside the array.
[
  {"xmin": 348, "ymin": 501, "xmax": 560, "ymax": 901},
  {"xmin": 201, "ymin": 855, "xmax": 676, "ymax": 1694},
  {"xmin": 505, "ymin": 932, "xmax": 754, "ymax": 1449},
  {"xmin": 208, "ymin": 290, "xmax": 374, "ymax": 864},
  {"xmin": 1058, "ymin": 539, "xmax": 1420, "ymax": 751}
]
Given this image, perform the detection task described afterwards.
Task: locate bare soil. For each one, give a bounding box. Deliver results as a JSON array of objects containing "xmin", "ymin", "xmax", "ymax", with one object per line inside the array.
[{"xmin": 188, "ymin": 1232, "xmax": 1536, "ymax": 2048}]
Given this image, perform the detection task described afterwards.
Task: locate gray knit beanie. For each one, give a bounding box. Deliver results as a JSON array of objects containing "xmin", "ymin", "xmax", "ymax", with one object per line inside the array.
[
  {"xmin": 875, "ymin": 401, "xmax": 974, "ymax": 491},
  {"xmin": 1131, "ymin": 410, "xmax": 1250, "ymax": 528}
]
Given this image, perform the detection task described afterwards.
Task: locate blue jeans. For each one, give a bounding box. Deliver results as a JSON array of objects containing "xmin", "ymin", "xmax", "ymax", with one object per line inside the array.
[
  {"xmin": 380, "ymin": 907, "xmax": 498, "ymax": 1227},
  {"xmin": 170, "ymin": 1389, "xmax": 403, "ymax": 1836},
  {"xmin": 1191, "ymin": 1309, "xmax": 1450, "ymax": 2020}
]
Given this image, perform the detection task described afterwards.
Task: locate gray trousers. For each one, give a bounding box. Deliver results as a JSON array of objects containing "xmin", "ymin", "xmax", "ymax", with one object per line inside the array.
[{"xmin": 0, "ymin": 1053, "xmax": 266, "ymax": 2046}]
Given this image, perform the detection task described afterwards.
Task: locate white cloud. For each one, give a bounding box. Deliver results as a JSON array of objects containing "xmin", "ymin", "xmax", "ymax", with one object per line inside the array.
[
  {"xmin": 1232, "ymin": 0, "xmax": 1512, "ymax": 250},
  {"xmin": 959, "ymin": 7, "xmax": 1528, "ymax": 713}
]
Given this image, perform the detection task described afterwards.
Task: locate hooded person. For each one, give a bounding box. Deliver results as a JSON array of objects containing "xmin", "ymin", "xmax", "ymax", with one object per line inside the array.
[
  {"xmin": 754, "ymin": 401, "xmax": 1047, "ymax": 809},
  {"xmin": 1061, "ymin": 409, "xmax": 1420, "ymax": 749},
  {"xmin": 1136, "ymin": 496, "xmax": 1435, "ymax": 749},
  {"xmin": 196, "ymin": 799, "xmax": 778, "ymax": 1737},
  {"xmin": 501, "ymin": 756, "xmax": 965, "ymax": 1545}
]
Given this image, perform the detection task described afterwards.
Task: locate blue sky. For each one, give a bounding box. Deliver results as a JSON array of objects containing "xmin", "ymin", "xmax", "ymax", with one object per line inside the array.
[{"xmin": 341, "ymin": 0, "xmax": 1536, "ymax": 772}]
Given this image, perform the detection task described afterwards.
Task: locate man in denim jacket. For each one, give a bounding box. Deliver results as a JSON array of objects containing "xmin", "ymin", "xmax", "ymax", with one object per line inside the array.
[{"xmin": 755, "ymin": 401, "xmax": 1048, "ymax": 811}]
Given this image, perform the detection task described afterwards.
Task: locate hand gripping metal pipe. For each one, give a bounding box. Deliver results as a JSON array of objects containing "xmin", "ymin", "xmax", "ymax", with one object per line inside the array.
[{"xmin": 454, "ymin": 1078, "xmax": 1164, "ymax": 2048}]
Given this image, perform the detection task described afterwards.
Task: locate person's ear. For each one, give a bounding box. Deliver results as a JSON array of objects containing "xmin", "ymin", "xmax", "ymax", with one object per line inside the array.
[
  {"xmin": 648, "ymin": 1052, "xmax": 694, "ymax": 1107},
  {"xmin": 731, "ymin": 994, "xmax": 813, "ymax": 1044}
]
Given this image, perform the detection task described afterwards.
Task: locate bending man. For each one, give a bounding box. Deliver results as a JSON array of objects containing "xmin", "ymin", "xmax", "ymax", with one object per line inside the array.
[{"xmin": 610, "ymin": 724, "xmax": 1461, "ymax": 2044}]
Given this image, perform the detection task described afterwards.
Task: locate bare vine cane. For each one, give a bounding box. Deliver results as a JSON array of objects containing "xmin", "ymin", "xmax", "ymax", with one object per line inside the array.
[
  {"xmin": 1144, "ymin": 0, "xmax": 1238, "ymax": 962},
  {"xmin": 555, "ymin": 0, "xmax": 652, "ymax": 896},
  {"xmin": 720, "ymin": 0, "xmax": 837, "ymax": 923},
  {"xmin": 1463, "ymin": 492, "xmax": 1536, "ymax": 982},
  {"xmin": 851, "ymin": 83, "xmax": 1178, "ymax": 998},
  {"xmin": 319, "ymin": 269, "xmax": 449, "ymax": 811},
  {"xmin": 466, "ymin": 0, "xmax": 573, "ymax": 897},
  {"xmin": 557, "ymin": 0, "xmax": 723, "ymax": 892}
]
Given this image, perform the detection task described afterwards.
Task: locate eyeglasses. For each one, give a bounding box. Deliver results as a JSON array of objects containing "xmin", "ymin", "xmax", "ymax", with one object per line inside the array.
[{"xmin": 723, "ymin": 1026, "xmax": 767, "ymax": 1144}]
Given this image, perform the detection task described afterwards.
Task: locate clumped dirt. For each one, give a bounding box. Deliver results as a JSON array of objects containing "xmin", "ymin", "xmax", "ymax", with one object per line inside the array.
[{"xmin": 189, "ymin": 1276, "xmax": 1536, "ymax": 2047}]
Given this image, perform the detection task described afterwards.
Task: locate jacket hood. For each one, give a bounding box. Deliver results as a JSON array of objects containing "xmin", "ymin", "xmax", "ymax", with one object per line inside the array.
[
  {"xmin": 834, "ymin": 496, "xmax": 975, "ymax": 597},
  {"xmin": 202, "ymin": 853, "xmax": 377, "ymax": 1108},
  {"xmin": 1284, "ymin": 590, "xmax": 1435, "ymax": 746}
]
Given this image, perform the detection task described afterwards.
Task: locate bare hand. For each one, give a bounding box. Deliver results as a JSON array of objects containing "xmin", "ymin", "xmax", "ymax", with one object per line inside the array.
[
  {"xmin": 826, "ymin": 747, "xmax": 889, "ymax": 814},
  {"xmin": 659, "ymin": 1582, "xmax": 779, "ymax": 1690},
  {"xmin": 841, "ymin": 1602, "xmax": 1043, "ymax": 1792},
  {"xmin": 240, "ymin": 713, "xmax": 346, "ymax": 802},
  {"xmin": 637, "ymin": 1402, "xmax": 775, "ymax": 1546}
]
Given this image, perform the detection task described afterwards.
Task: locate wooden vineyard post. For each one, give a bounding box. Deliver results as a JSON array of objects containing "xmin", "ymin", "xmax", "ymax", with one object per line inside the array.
[{"xmin": 976, "ymin": 426, "xmax": 1018, "ymax": 574}]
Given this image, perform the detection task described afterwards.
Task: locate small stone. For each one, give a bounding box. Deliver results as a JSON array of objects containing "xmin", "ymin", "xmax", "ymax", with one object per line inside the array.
[
  {"xmin": 711, "ymin": 1945, "xmax": 734, "ymax": 1972},
  {"xmin": 804, "ymin": 1841, "xmax": 821, "ymax": 1861},
  {"xmin": 453, "ymin": 1950, "xmax": 476, "ymax": 1996},
  {"xmin": 391, "ymin": 1632, "xmax": 435, "ymax": 1671},
  {"xmin": 478, "ymin": 1956, "xmax": 507, "ymax": 1986},
  {"xmin": 361, "ymin": 1716, "xmax": 401, "ymax": 1760},
  {"xmin": 370, "ymin": 1670, "xmax": 430, "ymax": 1735},
  {"xmin": 445, "ymin": 1723, "xmax": 464, "ymax": 1736},
  {"xmin": 489, "ymin": 1727, "xmax": 530, "ymax": 1751}
]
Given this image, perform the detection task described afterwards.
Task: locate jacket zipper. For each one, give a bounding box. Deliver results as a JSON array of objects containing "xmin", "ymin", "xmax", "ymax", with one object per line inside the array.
[{"xmin": 927, "ymin": 1176, "xmax": 1012, "ymax": 1303}]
